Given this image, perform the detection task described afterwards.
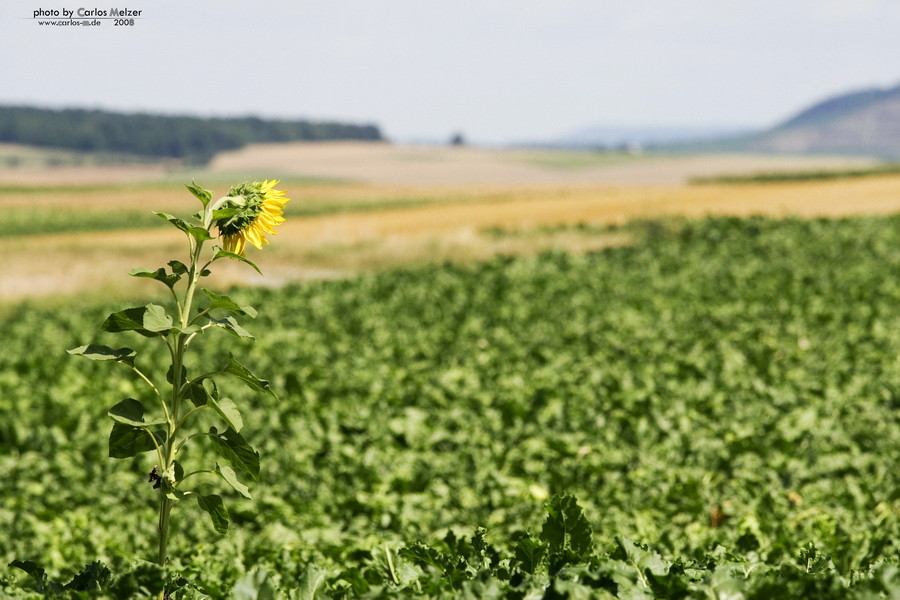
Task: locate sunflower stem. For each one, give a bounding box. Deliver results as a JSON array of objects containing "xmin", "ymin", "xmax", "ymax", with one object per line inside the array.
[{"xmin": 155, "ymin": 227, "xmax": 207, "ymax": 597}]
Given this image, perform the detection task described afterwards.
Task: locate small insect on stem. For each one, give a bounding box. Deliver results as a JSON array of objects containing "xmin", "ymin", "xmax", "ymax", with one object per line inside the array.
[{"xmin": 149, "ymin": 466, "xmax": 162, "ymax": 489}]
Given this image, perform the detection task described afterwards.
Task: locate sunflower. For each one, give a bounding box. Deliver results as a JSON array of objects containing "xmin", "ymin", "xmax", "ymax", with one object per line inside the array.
[{"xmin": 214, "ymin": 180, "xmax": 289, "ymax": 256}]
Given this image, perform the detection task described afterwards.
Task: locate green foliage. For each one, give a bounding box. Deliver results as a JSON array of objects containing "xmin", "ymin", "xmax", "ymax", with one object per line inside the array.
[
  {"xmin": 541, "ymin": 494, "xmax": 593, "ymax": 572},
  {"xmin": 201, "ymin": 289, "xmax": 258, "ymax": 318},
  {"xmin": 3, "ymin": 216, "xmax": 900, "ymax": 597},
  {"xmin": 230, "ymin": 568, "xmax": 279, "ymax": 600},
  {"xmin": 107, "ymin": 421, "xmax": 163, "ymax": 459},
  {"xmin": 208, "ymin": 427, "xmax": 260, "ymax": 482},
  {"xmin": 66, "ymin": 344, "xmax": 136, "ymax": 366},
  {"xmin": 185, "ymin": 183, "xmax": 213, "ymax": 208},
  {"xmin": 8, "ymin": 560, "xmax": 164, "ymax": 598},
  {"xmin": 196, "ymin": 495, "xmax": 230, "ymax": 535},
  {"xmin": 9, "ymin": 560, "xmax": 111, "ymax": 595}
]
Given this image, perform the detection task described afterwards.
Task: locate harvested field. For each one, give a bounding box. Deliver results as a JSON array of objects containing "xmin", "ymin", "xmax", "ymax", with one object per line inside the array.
[{"xmin": 208, "ymin": 141, "xmax": 881, "ymax": 186}]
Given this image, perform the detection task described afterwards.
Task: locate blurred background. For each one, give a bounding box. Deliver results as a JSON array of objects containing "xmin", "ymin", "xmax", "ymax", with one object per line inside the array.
[{"xmin": 2, "ymin": 0, "xmax": 900, "ymax": 301}]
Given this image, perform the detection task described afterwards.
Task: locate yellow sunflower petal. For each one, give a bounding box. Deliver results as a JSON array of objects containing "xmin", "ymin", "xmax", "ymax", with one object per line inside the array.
[
  {"xmin": 223, "ymin": 234, "xmax": 246, "ymax": 256},
  {"xmin": 245, "ymin": 225, "xmax": 266, "ymax": 249}
]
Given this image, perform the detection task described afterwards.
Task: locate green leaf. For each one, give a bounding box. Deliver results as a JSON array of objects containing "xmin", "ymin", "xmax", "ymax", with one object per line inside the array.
[
  {"xmin": 210, "ymin": 396, "xmax": 244, "ymax": 432},
  {"xmin": 108, "ymin": 398, "xmax": 165, "ymax": 427},
  {"xmin": 644, "ymin": 568, "xmax": 694, "ymax": 598},
  {"xmin": 167, "ymin": 363, "xmax": 187, "ymax": 386},
  {"xmin": 186, "ymin": 378, "xmax": 215, "ymax": 407},
  {"xmin": 109, "ymin": 422, "xmax": 163, "ymax": 458},
  {"xmin": 143, "ymin": 304, "xmax": 174, "ymax": 333},
  {"xmin": 541, "ymin": 493, "xmax": 593, "ymax": 558},
  {"xmin": 186, "ymin": 182, "xmax": 213, "ymax": 207},
  {"xmin": 100, "ymin": 306, "xmax": 157, "ymax": 338},
  {"xmin": 399, "ymin": 542, "xmax": 446, "ymax": 571},
  {"xmin": 67, "ymin": 344, "xmax": 136, "ymax": 367},
  {"xmin": 108, "ymin": 398, "xmax": 145, "ymax": 427},
  {"xmin": 165, "ymin": 488, "xmax": 188, "ymax": 502},
  {"xmin": 798, "ymin": 543, "xmax": 834, "ymax": 574},
  {"xmin": 8, "ymin": 559, "xmax": 44, "ymax": 582},
  {"xmin": 155, "ymin": 211, "xmax": 211, "ymax": 243},
  {"xmin": 212, "ymin": 247, "xmax": 262, "ymax": 275},
  {"xmin": 168, "ymin": 260, "xmax": 188, "ymax": 275},
  {"xmin": 129, "ymin": 266, "xmax": 180, "ymax": 289},
  {"xmin": 211, "ymin": 207, "xmax": 240, "ymax": 221},
  {"xmin": 204, "ymin": 377, "xmax": 218, "ymax": 398},
  {"xmin": 296, "ymin": 563, "xmax": 328, "ymax": 600},
  {"xmin": 514, "ymin": 534, "xmax": 546, "ymax": 574},
  {"xmin": 154, "ymin": 211, "xmax": 191, "ymax": 232},
  {"xmin": 546, "ymin": 577, "xmax": 598, "ymax": 599},
  {"xmin": 230, "ymin": 568, "xmax": 278, "ymax": 600},
  {"xmin": 614, "ymin": 537, "xmax": 669, "ymax": 577},
  {"xmin": 64, "ymin": 561, "xmax": 111, "ymax": 591},
  {"xmin": 223, "ymin": 354, "xmax": 273, "ymax": 396},
  {"xmin": 175, "ymin": 324, "xmax": 202, "ymax": 335},
  {"xmin": 188, "ymin": 226, "xmax": 213, "ymax": 242},
  {"xmin": 197, "ymin": 494, "xmax": 229, "ymax": 534},
  {"xmin": 216, "ymin": 463, "xmax": 252, "ymax": 499},
  {"xmin": 209, "ymin": 426, "xmax": 260, "ymax": 480},
  {"xmin": 211, "ymin": 316, "xmax": 255, "ymax": 339},
  {"xmin": 9, "ymin": 560, "xmax": 63, "ymax": 594},
  {"xmin": 173, "ymin": 460, "xmax": 184, "ymax": 484},
  {"xmin": 201, "ymin": 289, "xmax": 258, "ymax": 317},
  {"xmin": 108, "ymin": 562, "xmax": 165, "ymax": 597}
]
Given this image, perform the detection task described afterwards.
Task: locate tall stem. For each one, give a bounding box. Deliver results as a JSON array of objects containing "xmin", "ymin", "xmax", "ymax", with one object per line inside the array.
[
  {"xmin": 156, "ymin": 233, "xmax": 206, "ymax": 598},
  {"xmin": 157, "ymin": 494, "xmax": 172, "ymax": 565},
  {"xmin": 156, "ymin": 340, "xmax": 180, "ymax": 599},
  {"xmin": 182, "ymin": 235, "xmax": 205, "ymax": 328},
  {"xmin": 156, "ymin": 491, "xmax": 172, "ymax": 600}
]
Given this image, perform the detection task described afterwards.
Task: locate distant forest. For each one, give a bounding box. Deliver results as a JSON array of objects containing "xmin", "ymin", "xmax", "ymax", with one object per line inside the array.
[{"xmin": 0, "ymin": 106, "xmax": 383, "ymax": 163}]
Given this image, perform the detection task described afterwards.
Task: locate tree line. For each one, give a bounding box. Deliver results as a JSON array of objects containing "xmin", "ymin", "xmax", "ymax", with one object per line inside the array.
[{"xmin": 0, "ymin": 106, "xmax": 384, "ymax": 163}]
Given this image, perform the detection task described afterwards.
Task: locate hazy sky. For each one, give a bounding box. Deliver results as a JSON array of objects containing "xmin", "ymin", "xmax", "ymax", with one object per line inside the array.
[{"xmin": 3, "ymin": 1, "xmax": 900, "ymax": 143}]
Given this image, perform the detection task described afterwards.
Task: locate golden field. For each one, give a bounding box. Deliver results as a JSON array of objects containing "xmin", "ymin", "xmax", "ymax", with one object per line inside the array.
[{"xmin": 1, "ymin": 141, "xmax": 899, "ymax": 303}]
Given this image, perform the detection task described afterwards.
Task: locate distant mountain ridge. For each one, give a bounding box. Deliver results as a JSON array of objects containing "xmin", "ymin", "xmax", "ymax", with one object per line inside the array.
[
  {"xmin": 734, "ymin": 82, "xmax": 900, "ymax": 158},
  {"xmin": 547, "ymin": 82, "xmax": 900, "ymax": 159},
  {"xmin": 777, "ymin": 86, "xmax": 898, "ymax": 129}
]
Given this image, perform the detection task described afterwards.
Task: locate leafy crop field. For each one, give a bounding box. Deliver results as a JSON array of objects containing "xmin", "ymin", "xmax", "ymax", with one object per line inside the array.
[{"xmin": 2, "ymin": 215, "xmax": 899, "ymax": 597}]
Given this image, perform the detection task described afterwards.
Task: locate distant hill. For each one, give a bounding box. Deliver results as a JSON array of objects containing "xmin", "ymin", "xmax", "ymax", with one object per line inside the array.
[
  {"xmin": 726, "ymin": 83, "xmax": 900, "ymax": 158},
  {"xmin": 0, "ymin": 106, "xmax": 383, "ymax": 164}
]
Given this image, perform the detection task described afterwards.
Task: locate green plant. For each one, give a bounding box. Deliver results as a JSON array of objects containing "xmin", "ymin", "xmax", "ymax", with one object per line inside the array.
[{"xmin": 64, "ymin": 180, "xmax": 288, "ymax": 597}]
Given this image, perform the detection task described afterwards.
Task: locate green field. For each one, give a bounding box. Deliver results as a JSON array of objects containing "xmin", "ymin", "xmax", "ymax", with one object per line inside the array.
[{"xmin": 2, "ymin": 216, "xmax": 899, "ymax": 598}]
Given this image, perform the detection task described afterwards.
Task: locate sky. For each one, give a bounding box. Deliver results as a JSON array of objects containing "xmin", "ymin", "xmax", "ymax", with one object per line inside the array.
[{"xmin": 2, "ymin": 0, "xmax": 900, "ymax": 144}]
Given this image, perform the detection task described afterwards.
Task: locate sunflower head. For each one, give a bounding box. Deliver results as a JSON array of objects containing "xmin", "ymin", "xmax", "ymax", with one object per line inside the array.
[{"xmin": 214, "ymin": 180, "xmax": 289, "ymax": 256}]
